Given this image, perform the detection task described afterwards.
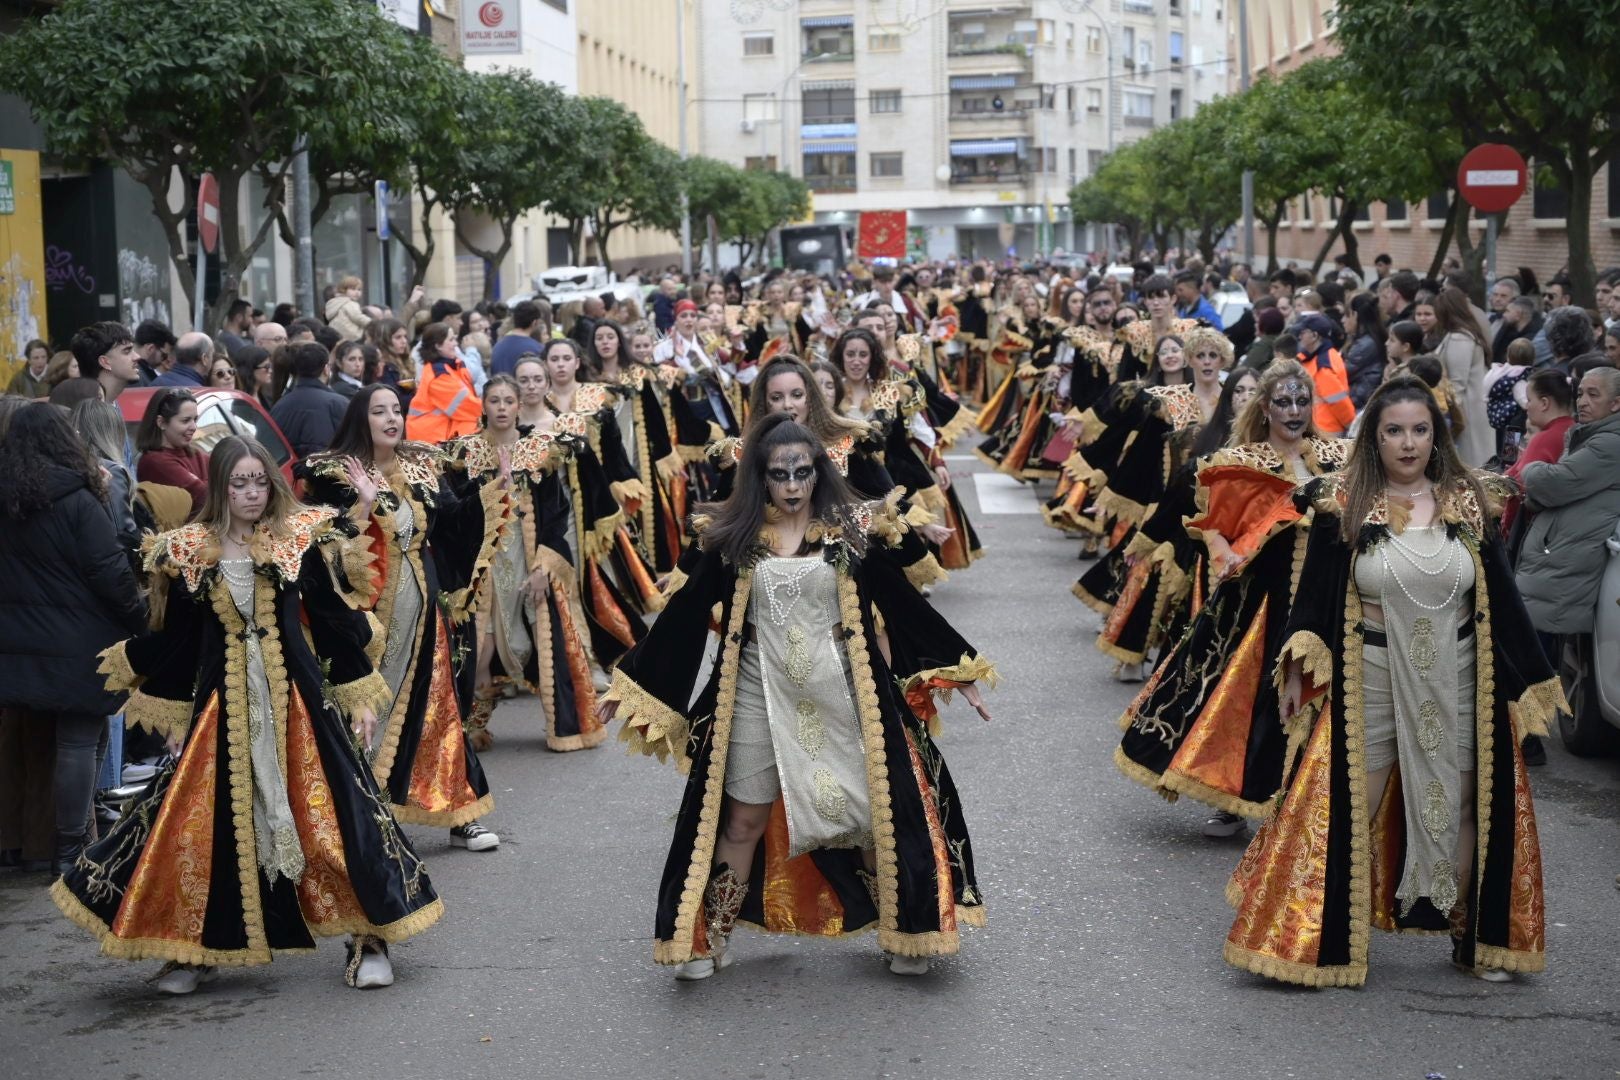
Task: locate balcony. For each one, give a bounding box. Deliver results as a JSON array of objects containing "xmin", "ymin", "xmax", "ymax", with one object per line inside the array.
[
  {"xmin": 948, "ymin": 47, "xmax": 1031, "ymax": 74},
  {"xmin": 806, "ymin": 176, "xmax": 857, "ymax": 194},
  {"xmin": 950, "ymin": 167, "xmax": 1031, "ymax": 187},
  {"xmin": 1124, "ymin": 114, "xmax": 1156, "ymax": 128},
  {"xmin": 949, "ymin": 109, "xmax": 1034, "ymax": 138}
]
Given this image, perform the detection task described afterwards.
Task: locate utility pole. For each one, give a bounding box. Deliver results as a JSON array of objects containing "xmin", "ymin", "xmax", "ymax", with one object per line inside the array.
[
  {"xmin": 292, "ymin": 134, "xmax": 315, "ymax": 316},
  {"xmin": 1239, "ymin": 0, "xmax": 1255, "ymax": 268},
  {"xmin": 677, "ymin": 0, "xmax": 692, "ymax": 277}
]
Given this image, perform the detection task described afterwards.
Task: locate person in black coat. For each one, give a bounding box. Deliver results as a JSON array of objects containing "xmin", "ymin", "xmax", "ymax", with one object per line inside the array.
[
  {"xmin": 270, "ymin": 342, "xmax": 348, "ymax": 458},
  {"xmin": 0, "ymin": 404, "xmax": 147, "ymax": 871}
]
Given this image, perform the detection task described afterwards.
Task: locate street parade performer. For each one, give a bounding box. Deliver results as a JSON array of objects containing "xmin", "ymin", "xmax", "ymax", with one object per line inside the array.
[
  {"xmin": 55, "ymin": 436, "xmax": 442, "ymax": 994},
  {"xmin": 1224, "ymin": 377, "xmax": 1562, "ymax": 987},
  {"xmin": 600, "ymin": 414, "xmax": 995, "ymax": 980}
]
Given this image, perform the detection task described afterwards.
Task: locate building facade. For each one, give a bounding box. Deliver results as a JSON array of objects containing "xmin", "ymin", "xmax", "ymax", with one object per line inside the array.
[
  {"xmin": 1237, "ymin": 0, "xmax": 1620, "ymax": 278},
  {"xmin": 697, "ymin": 0, "xmax": 1228, "ymax": 262}
]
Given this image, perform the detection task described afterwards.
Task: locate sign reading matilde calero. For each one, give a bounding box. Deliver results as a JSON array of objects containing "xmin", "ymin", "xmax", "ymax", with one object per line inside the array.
[{"xmin": 461, "ymin": 0, "xmax": 523, "ymax": 54}]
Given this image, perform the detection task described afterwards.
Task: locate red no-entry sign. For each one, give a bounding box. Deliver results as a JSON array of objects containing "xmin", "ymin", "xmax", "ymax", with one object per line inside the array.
[
  {"xmin": 1457, "ymin": 144, "xmax": 1527, "ymax": 214},
  {"xmin": 197, "ymin": 173, "xmax": 220, "ymax": 254}
]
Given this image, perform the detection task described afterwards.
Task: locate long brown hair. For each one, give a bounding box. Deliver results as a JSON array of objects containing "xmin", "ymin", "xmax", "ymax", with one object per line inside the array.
[
  {"xmin": 830, "ymin": 328, "xmax": 889, "ymax": 384},
  {"xmin": 747, "ymin": 356, "xmax": 869, "ymax": 444},
  {"xmin": 694, "ymin": 413, "xmax": 863, "ymax": 567},
  {"xmin": 1432, "ymin": 285, "xmax": 1487, "ymax": 349},
  {"xmin": 1338, "ymin": 375, "xmax": 1486, "ymax": 543},
  {"xmin": 196, "ymin": 435, "xmax": 306, "ymax": 539},
  {"xmin": 1230, "ymin": 359, "xmax": 1320, "ymax": 445}
]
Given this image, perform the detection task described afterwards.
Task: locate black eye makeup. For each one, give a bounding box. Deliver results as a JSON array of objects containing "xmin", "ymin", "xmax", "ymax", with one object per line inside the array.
[{"xmin": 766, "ymin": 466, "xmax": 816, "ymax": 484}]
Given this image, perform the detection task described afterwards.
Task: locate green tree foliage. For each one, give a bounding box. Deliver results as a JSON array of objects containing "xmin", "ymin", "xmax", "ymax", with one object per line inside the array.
[
  {"xmin": 683, "ymin": 158, "xmax": 809, "ymax": 270},
  {"xmin": 0, "ymin": 0, "xmax": 427, "ymax": 331},
  {"xmin": 1332, "ymin": 0, "xmax": 1620, "ymax": 303}
]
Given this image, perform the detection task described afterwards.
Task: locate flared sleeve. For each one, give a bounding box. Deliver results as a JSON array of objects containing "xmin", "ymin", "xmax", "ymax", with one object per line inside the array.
[
  {"xmin": 1274, "ymin": 489, "xmax": 1349, "ymax": 710},
  {"xmin": 301, "ymin": 536, "xmax": 391, "ymax": 722},
  {"xmin": 98, "ymin": 567, "xmax": 204, "ymax": 742},
  {"xmin": 606, "ymin": 546, "xmax": 732, "ymax": 771},
  {"xmin": 429, "ymin": 468, "xmax": 510, "ymax": 625}
]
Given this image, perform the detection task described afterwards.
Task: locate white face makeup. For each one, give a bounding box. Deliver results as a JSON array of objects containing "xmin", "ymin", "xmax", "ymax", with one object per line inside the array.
[
  {"xmin": 1156, "ymin": 339, "xmax": 1185, "ymax": 374},
  {"xmin": 1190, "ymin": 346, "xmax": 1223, "ymax": 385},
  {"xmin": 1267, "ymin": 377, "xmax": 1312, "ymax": 443},
  {"xmin": 764, "ymin": 443, "xmax": 817, "ymax": 516}
]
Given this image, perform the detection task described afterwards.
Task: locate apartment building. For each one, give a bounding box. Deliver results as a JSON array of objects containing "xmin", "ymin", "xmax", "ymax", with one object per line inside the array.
[{"xmin": 697, "ymin": 0, "xmax": 1227, "ymax": 261}]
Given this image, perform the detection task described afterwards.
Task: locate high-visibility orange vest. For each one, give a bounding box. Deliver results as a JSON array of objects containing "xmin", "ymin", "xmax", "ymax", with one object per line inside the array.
[
  {"xmin": 405, "ymin": 361, "xmax": 481, "ymax": 443},
  {"xmin": 1300, "ymin": 347, "xmax": 1355, "ymax": 436}
]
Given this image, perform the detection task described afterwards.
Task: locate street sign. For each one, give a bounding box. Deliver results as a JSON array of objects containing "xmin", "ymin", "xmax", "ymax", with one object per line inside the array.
[
  {"xmin": 1457, "ymin": 144, "xmax": 1527, "ymax": 213},
  {"xmin": 375, "ymin": 180, "xmax": 390, "ymax": 241},
  {"xmin": 0, "ymin": 161, "xmax": 14, "ymax": 215},
  {"xmin": 197, "ymin": 173, "xmax": 220, "ymax": 254},
  {"xmin": 460, "ymin": 0, "xmax": 522, "ymax": 54}
]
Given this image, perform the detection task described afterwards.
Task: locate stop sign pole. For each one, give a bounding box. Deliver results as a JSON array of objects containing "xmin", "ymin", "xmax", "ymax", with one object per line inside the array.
[
  {"xmin": 1457, "ymin": 144, "xmax": 1527, "ymax": 288},
  {"xmin": 195, "ymin": 173, "xmax": 220, "ymax": 330}
]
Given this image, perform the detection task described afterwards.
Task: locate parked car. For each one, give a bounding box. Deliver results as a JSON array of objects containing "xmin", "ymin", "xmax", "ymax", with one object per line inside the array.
[
  {"xmin": 504, "ymin": 265, "xmax": 642, "ymax": 310},
  {"xmin": 1558, "ymin": 514, "xmax": 1620, "ymax": 756},
  {"xmin": 115, "ymin": 387, "xmax": 298, "ymax": 484}
]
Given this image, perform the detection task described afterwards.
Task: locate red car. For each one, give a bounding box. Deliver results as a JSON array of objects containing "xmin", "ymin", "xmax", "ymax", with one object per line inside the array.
[{"xmin": 116, "ymin": 387, "xmax": 298, "ymax": 484}]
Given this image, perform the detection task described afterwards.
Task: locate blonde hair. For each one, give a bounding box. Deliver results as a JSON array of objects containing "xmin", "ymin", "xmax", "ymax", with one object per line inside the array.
[
  {"xmin": 1183, "ymin": 326, "xmax": 1234, "ymax": 367},
  {"xmin": 337, "ymin": 275, "xmax": 362, "ymax": 292},
  {"xmin": 197, "ymin": 435, "xmax": 306, "ymax": 540},
  {"xmin": 1230, "ymin": 359, "xmax": 1319, "ymax": 445}
]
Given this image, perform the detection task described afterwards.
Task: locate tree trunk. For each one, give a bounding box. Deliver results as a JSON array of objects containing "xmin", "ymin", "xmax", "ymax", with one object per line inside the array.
[
  {"xmin": 455, "ymin": 217, "xmax": 516, "ymax": 303},
  {"xmin": 1310, "ymin": 198, "xmax": 1358, "ymax": 277},
  {"xmin": 592, "ymin": 216, "xmax": 618, "ymax": 276},
  {"xmin": 135, "ymin": 165, "xmax": 198, "ymax": 325},
  {"xmin": 1427, "ymin": 191, "xmax": 1458, "ymax": 281},
  {"xmin": 1197, "ymin": 222, "xmax": 1218, "ymax": 265},
  {"xmin": 1261, "ymin": 199, "xmax": 1286, "ymax": 271},
  {"xmin": 565, "ymin": 218, "xmax": 587, "ymax": 266},
  {"xmin": 389, "ymin": 187, "xmax": 439, "ymax": 291},
  {"xmin": 1453, "ymin": 207, "xmax": 1489, "ymax": 305},
  {"xmin": 1563, "ymin": 153, "xmax": 1598, "ymax": 306}
]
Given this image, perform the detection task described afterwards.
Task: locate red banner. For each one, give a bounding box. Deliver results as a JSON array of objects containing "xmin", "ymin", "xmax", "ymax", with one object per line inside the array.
[{"xmin": 857, "ymin": 210, "xmax": 908, "ymax": 259}]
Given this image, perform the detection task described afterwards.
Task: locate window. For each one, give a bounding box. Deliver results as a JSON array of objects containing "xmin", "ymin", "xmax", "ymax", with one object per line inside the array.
[
  {"xmin": 1009, "ymin": 18, "xmax": 1053, "ymax": 45},
  {"xmin": 802, "ymin": 23, "xmax": 854, "ymax": 60},
  {"xmin": 1086, "ymin": 25, "xmax": 1103, "ymax": 53},
  {"xmin": 1068, "ymin": 147, "xmax": 1077, "ymax": 178},
  {"xmin": 1169, "ymin": 31, "xmax": 1184, "ymax": 69},
  {"xmin": 870, "ymin": 89, "xmax": 902, "ymax": 114},
  {"xmin": 869, "ymin": 30, "xmax": 901, "ymax": 52},
  {"xmin": 802, "ymin": 84, "xmax": 856, "ymax": 123},
  {"xmin": 1385, "ymin": 198, "xmax": 1408, "ymax": 222},
  {"xmin": 227, "ymin": 399, "xmax": 291, "ymax": 464},
  {"xmin": 959, "ymin": 96, "xmax": 988, "ymax": 113},
  {"xmin": 1066, "ymin": 87, "xmax": 1077, "ymax": 112},
  {"xmin": 744, "ymin": 155, "xmax": 778, "ymax": 172},
  {"xmin": 1124, "ymin": 90, "xmax": 1154, "ymax": 126},
  {"xmin": 1086, "ymin": 87, "xmax": 1103, "ymax": 113},
  {"xmin": 742, "ymin": 93, "xmax": 776, "ymax": 123},
  {"xmin": 1088, "ymin": 149, "xmax": 1104, "ymax": 175},
  {"xmin": 871, "ymin": 152, "xmax": 903, "ymax": 178},
  {"xmin": 1121, "ymin": 27, "xmax": 1136, "ymax": 66},
  {"xmin": 1533, "ymin": 163, "xmax": 1570, "ymax": 220},
  {"xmin": 803, "ymin": 151, "xmax": 857, "ymax": 192},
  {"xmin": 1136, "ymin": 40, "xmax": 1153, "ymax": 73},
  {"xmin": 1124, "ymin": 0, "xmax": 1155, "ymax": 11},
  {"xmin": 743, "ymin": 33, "xmax": 773, "ymax": 57},
  {"xmin": 1170, "ymin": 88, "xmax": 1183, "ymax": 120},
  {"xmin": 1426, "ymin": 190, "xmax": 1450, "ymax": 221},
  {"xmin": 954, "ymin": 20, "xmax": 987, "ymax": 49},
  {"xmin": 1065, "ymin": 22, "xmax": 1075, "ymax": 49},
  {"xmin": 1045, "ymin": 147, "xmax": 1058, "ymax": 173}
]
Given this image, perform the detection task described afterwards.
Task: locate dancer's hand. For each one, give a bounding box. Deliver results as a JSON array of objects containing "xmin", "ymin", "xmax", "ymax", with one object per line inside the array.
[
  {"xmin": 352, "ymin": 706, "xmax": 379, "ymax": 751},
  {"xmin": 497, "ymin": 446, "xmax": 514, "ymax": 489},
  {"xmin": 918, "ymin": 522, "xmax": 954, "ymax": 546},
  {"xmin": 960, "ymin": 684, "xmax": 992, "ymax": 722},
  {"xmin": 524, "ymin": 563, "xmax": 549, "ymax": 602},
  {"xmin": 344, "ymin": 456, "xmax": 379, "ymax": 510},
  {"xmin": 933, "ymin": 464, "xmax": 952, "ymax": 492},
  {"xmin": 596, "ymin": 698, "xmax": 619, "ymax": 725},
  {"xmin": 1280, "ymin": 662, "xmax": 1304, "ymax": 726}
]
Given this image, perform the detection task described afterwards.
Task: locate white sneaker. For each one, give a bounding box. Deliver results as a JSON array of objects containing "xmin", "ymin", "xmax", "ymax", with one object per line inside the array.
[
  {"xmin": 154, "ymin": 963, "xmax": 216, "ymax": 995},
  {"xmin": 888, "ymin": 954, "xmax": 930, "ymax": 976},
  {"xmin": 1453, "ymin": 961, "xmax": 1511, "ymax": 983},
  {"xmin": 1113, "ymin": 661, "xmax": 1145, "ymax": 683},
  {"xmin": 673, "ymin": 950, "xmax": 733, "ymax": 981},
  {"xmin": 1202, "ymin": 811, "xmax": 1248, "ymax": 838},
  {"xmin": 353, "ymin": 943, "xmax": 394, "ymax": 989},
  {"xmin": 449, "ymin": 821, "xmax": 499, "ymax": 851}
]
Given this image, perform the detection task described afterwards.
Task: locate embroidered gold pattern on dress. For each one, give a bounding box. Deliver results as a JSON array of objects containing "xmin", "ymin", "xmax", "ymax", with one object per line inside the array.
[
  {"xmin": 812, "ymin": 767, "xmax": 847, "ymax": 823},
  {"xmin": 785, "ymin": 625, "xmax": 811, "ymax": 687},
  {"xmin": 1409, "ymin": 617, "xmax": 1438, "ymax": 674},
  {"xmin": 1431, "ymin": 859, "xmax": 1459, "ymax": 914},
  {"xmin": 795, "ymin": 699, "xmax": 826, "ymax": 760},
  {"xmin": 1422, "ymin": 780, "xmax": 1451, "ymax": 842},
  {"xmin": 1417, "ymin": 700, "xmax": 1443, "ymax": 755}
]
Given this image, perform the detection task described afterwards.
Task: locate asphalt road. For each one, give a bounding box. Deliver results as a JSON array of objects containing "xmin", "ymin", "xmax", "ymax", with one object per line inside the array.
[{"xmin": 3, "ymin": 450, "xmax": 1617, "ymax": 1080}]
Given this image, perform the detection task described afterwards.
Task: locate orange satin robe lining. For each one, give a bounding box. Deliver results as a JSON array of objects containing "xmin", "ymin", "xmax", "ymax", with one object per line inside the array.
[
  {"xmin": 285, "ymin": 689, "xmax": 367, "ymax": 930},
  {"xmin": 551, "ymin": 582, "xmax": 601, "ymax": 734},
  {"xmin": 406, "ymin": 610, "xmax": 480, "ymax": 815},
  {"xmin": 587, "ymin": 561, "xmax": 637, "ymax": 648},
  {"xmin": 1165, "ymin": 595, "xmax": 1270, "ymax": 798},
  {"xmin": 903, "ymin": 727, "xmax": 959, "ymax": 930},
  {"xmin": 1188, "ymin": 466, "xmax": 1300, "ymax": 558},
  {"xmin": 1226, "ymin": 707, "xmax": 1335, "ymax": 969},
  {"xmin": 113, "ymin": 693, "xmax": 222, "ymax": 946},
  {"xmin": 937, "ymin": 496, "xmax": 973, "ymax": 569},
  {"xmin": 615, "ymin": 527, "xmax": 660, "ymax": 605},
  {"xmin": 1103, "ymin": 559, "xmax": 1154, "ymax": 641},
  {"xmin": 1504, "ymin": 740, "xmax": 1546, "ymax": 953},
  {"xmin": 1002, "ymin": 394, "xmax": 1048, "ymax": 473},
  {"xmin": 757, "ymin": 800, "xmax": 848, "ymax": 938}
]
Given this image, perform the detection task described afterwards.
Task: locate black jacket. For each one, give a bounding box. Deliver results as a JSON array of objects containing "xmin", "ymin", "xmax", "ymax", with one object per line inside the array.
[
  {"xmin": 271, "ymin": 377, "xmax": 348, "ymax": 458},
  {"xmin": 1492, "ymin": 312, "xmax": 1541, "ymax": 365},
  {"xmin": 0, "ymin": 467, "xmax": 147, "ymax": 714}
]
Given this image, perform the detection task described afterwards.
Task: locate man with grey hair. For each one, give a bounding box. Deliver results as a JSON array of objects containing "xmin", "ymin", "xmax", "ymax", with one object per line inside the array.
[
  {"xmin": 151, "ymin": 331, "xmax": 215, "ymax": 387},
  {"xmin": 1516, "ymin": 364, "xmax": 1620, "ymax": 641},
  {"xmin": 1492, "ymin": 294, "xmax": 1541, "ymax": 364},
  {"xmin": 1488, "ymin": 277, "xmax": 1520, "ymax": 322}
]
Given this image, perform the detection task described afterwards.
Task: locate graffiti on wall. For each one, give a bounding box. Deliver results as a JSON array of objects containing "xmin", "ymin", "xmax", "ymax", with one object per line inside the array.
[{"xmin": 118, "ymin": 248, "xmax": 170, "ymax": 328}]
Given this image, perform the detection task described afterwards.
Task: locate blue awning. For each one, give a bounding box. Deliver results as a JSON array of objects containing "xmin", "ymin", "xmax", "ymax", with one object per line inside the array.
[
  {"xmin": 801, "ymin": 122, "xmax": 857, "ymax": 139},
  {"xmin": 950, "ymin": 139, "xmax": 1019, "ymax": 156},
  {"xmin": 803, "ymin": 142, "xmax": 856, "ymax": 155},
  {"xmin": 801, "ymin": 15, "xmax": 854, "ymax": 28},
  {"xmin": 950, "ymin": 75, "xmax": 1019, "ymax": 90}
]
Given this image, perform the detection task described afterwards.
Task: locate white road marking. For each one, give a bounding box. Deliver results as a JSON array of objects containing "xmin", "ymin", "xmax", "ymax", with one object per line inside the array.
[{"xmin": 971, "ymin": 472, "xmax": 1041, "ymax": 514}]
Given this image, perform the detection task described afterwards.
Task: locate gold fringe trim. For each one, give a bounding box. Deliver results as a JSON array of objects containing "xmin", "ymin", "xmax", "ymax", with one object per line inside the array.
[
  {"xmin": 904, "ymin": 553, "xmax": 950, "ymax": 590},
  {"xmin": 1159, "ymin": 768, "xmax": 1275, "ymax": 820},
  {"xmin": 97, "ymin": 642, "xmax": 141, "ymax": 692},
  {"xmin": 903, "ymin": 654, "xmax": 1001, "ymax": 697},
  {"xmin": 654, "ymin": 450, "xmax": 686, "ymax": 487},
  {"xmin": 211, "ymin": 577, "xmax": 274, "ymax": 958},
  {"xmin": 390, "ymin": 791, "xmax": 494, "ymax": 829},
  {"xmin": 610, "ymin": 478, "xmax": 651, "ymax": 508},
  {"xmin": 51, "ymin": 879, "xmax": 273, "ymax": 968},
  {"xmin": 935, "ymin": 408, "xmax": 978, "ymax": 448},
  {"xmin": 911, "ymin": 484, "xmax": 947, "ymax": 515},
  {"xmin": 1071, "ymin": 580, "xmax": 1112, "ymax": 615},
  {"xmin": 840, "ymin": 572, "xmax": 903, "ymax": 951},
  {"xmin": 903, "ymin": 501, "xmax": 936, "ymax": 529},
  {"xmin": 971, "ymin": 446, "xmax": 1003, "ymax": 471},
  {"xmin": 121, "ymin": 691, "xmax": 195, "ymax": 742},
  {"xmin": 547, "ymin": 726, "xmax": 609, "ymax": 753},
  {"xmin": 445, "ymin": 479, "xmax": 511, "ymax": 626},
  {"xmin": 1274, "ymin": 631, "xmax": 1333, "ymax": 695},
  {"xmin": 331, "ymin": 532, "xmax": 380, "ymax": 611},
  {"xmin": 1509, "ymin": 677, "xmax": 1565, "ymax": 741},
  {"xmin": 535, "ymin": 545, "xmax": 577, "ymax": 596},
  {"xmin": 1096, "ymin": 634, "xmax": 1148, "ymax": 667},
  {"xmin": 608, "ymin": 667, "xmax": 692, "ymax": 772},
  {"xmin": 1473, "ymin": 942, "xmax": 1547, "ymax": 974},
  {"xmin": 1093, "ymin": 487, "xmax": 1148, "ymax": 527},
  {"xmin": 328, "ymin": 671, "xmax": 393, "ymax": 721},
  {"xmin": 868, "ymin": 488, "xmax": 912, "ymax": 548},
  {"xmin": 1112, "ymin": 744, "xmax": 1180, "ymax": 804},
  {"xmin": 657, "ymin": 564, "xmax": 690, "ymax": 600},
  {"xmin": 1223, "ymin": 939, "xmax": 1366, "ymax": 988}
]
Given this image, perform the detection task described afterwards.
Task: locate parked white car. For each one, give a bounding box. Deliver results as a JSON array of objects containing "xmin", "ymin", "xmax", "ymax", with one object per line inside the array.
[
  {"xmin": 505, "ymin": 266, "xmax": 642, "ymax": 309},
  {"xmin": 1559, "ymin": 515, "xmax": 1620, "ymax": 755}
]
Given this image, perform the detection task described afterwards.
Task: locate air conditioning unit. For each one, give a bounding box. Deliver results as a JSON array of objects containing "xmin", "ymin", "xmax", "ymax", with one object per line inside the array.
[{"xmin": 740, "ymin": 119, "xmax": 756, "ymax": 133}]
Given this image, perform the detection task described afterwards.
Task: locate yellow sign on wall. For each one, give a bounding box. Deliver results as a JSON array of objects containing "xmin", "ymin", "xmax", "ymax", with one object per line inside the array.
[{"xmin": 0, "ymin": 148, "xmax": 47, "ymax": 364}]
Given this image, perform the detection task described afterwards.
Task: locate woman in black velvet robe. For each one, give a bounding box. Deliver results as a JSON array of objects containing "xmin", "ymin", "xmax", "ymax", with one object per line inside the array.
[
  {"xmin": 603, "ymin": 415, "xmax": 995, "ymax": 979},
  {"xmin": 54, "ymin": 437, "xmax": 441, "ymax": 992}
]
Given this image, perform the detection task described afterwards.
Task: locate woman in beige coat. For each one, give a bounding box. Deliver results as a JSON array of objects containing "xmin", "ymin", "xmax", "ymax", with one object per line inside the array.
[{"xmin": 1432, "ymin": 286, "xmax": 1493, "ymax": 466}]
